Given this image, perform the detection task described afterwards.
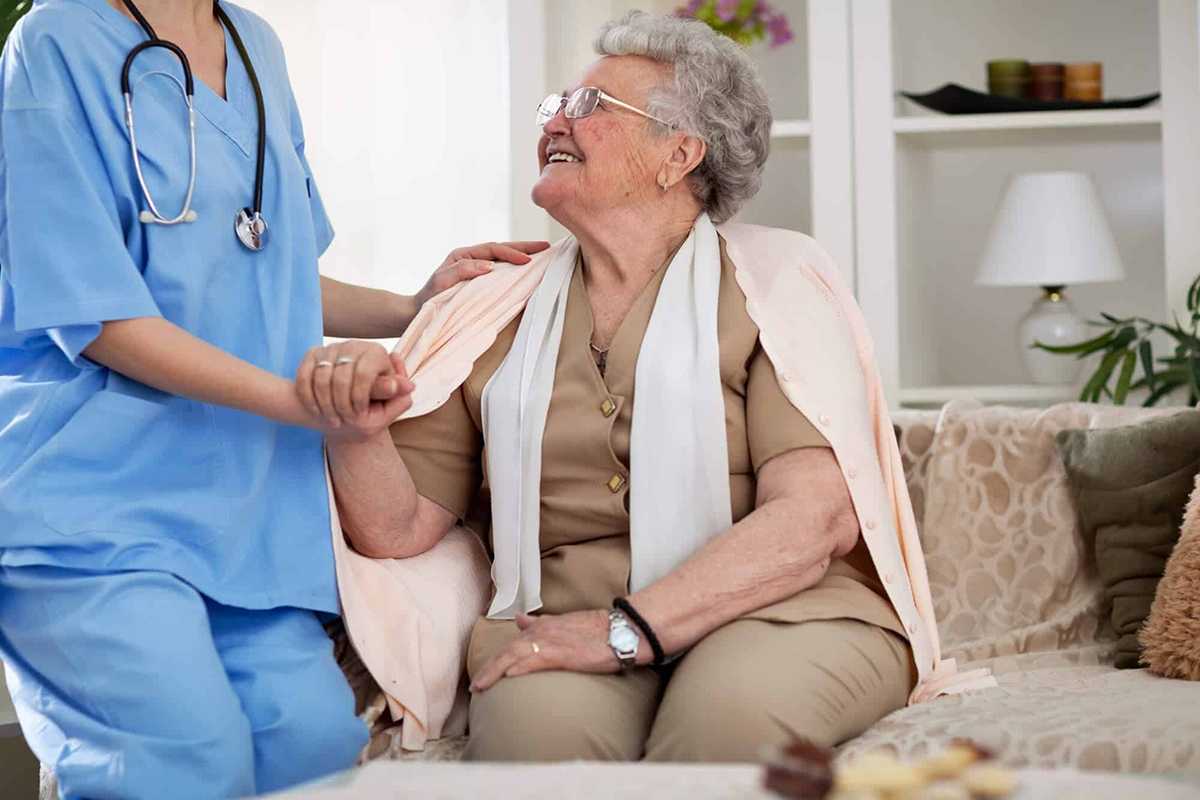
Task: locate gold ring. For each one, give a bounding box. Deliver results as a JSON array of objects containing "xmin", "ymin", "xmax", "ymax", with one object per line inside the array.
[
  {"xmin": 530, "ymin": 641, "xmax": 540, "ymax": 655},
  {"xmin": 314, "ymin": 360, "xmax": 334, "ymax": 369}
]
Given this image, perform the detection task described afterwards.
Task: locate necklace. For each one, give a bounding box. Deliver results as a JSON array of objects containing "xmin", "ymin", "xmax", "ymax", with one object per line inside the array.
[{"xmin": 590, "ymin": 341, "xmax": 610, "ymax": 377}]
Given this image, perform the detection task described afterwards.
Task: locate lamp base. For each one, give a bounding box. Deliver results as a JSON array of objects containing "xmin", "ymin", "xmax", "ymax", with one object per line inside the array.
[{"xmin": 1018, "ymin": 286, "xmax": 1087, "ymax": 385}]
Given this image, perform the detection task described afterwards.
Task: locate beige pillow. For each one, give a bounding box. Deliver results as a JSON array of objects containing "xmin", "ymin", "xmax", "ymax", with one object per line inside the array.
[
  {"xmin": 1140, "ymin": 472, "xmax": 1200, "ymax": 680},
  {"xmin": 920, "ymin": 400, "xmax": 1181, "ymax": 666}
]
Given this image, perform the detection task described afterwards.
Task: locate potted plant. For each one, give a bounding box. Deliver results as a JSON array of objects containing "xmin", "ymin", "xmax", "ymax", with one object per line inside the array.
[
  {"xmin": 676, "ymin": 0, "xmax": 794, "ymax": 48},
  {"xmin": 1035, "ymin": 274, "xmax": 1200, "ymax": 406}
]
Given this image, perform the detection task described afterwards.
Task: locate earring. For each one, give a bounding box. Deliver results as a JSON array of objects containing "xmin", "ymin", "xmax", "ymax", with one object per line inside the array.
[{"xmin": 657, "ymin": 174, "xmax": 669, "ymax": 192}]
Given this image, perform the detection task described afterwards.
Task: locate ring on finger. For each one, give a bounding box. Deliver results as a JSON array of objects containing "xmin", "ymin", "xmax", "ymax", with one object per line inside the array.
[
  {"xmin": 334, "ymin": 356, "xmax": 356, "ymax": 367},
  {"xmin": 530, "ymin": 641, "xmax": 540, "ymax": 656},
  {"xmin": 315, "ymin": 360, "xmax": 334, "ymax": 369}
]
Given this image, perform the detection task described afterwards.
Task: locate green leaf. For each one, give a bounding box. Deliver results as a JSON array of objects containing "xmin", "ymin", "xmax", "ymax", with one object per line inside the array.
[
  {"xmin": 1159, "ymin": 324, "xmax": 1200, "ymax": 351},
  {"xmin": 1138, "ymin": 339, "xmax": 1156, "ymax": 392},
  {"xmin": 1143, "ymin": 377, "xmax": 1186, "ymax": 407},
  {"xmin": 1113, "ymin": 349, "xmax": 1137, "ymax": 404},
  {"xmin": 1032, "ymin": 329, "xmax": 1114, "ymax": 355},
  {"xmin": 1082, "ymin": 347, "xmax": 1127, "ymax": 403},
  {"xmin": 1189, "ymin": 273, "xmax": 1200, "ymax": 313}
]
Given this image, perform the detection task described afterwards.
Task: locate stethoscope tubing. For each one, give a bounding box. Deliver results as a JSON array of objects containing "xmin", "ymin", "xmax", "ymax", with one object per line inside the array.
[{"xmin": 120, "ymin": 0, "xmax": 267, "ymax": 243}]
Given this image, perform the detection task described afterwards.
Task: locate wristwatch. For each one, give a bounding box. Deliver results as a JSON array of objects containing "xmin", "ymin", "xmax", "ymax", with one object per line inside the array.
[{"xmin": 607, "ymin": 609, "xmax": 640, "ymax": 670}]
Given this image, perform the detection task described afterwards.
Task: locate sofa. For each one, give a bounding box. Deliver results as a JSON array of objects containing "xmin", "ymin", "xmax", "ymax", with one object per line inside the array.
[{"xmin": 36, "ymin": 400, "xmax": 1200, "ymax": 798}]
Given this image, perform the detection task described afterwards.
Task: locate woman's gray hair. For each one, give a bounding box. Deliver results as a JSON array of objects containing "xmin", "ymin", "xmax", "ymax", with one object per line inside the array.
[{"xmin": 594, "ymin": 11, "xmax": 772, "ymax": 224}]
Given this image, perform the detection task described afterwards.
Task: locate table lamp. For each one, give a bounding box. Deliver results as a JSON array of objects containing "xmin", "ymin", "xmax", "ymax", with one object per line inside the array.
[{"xmin": 976, "ymin": 171, "xmax": 1127, "ymax": 385}]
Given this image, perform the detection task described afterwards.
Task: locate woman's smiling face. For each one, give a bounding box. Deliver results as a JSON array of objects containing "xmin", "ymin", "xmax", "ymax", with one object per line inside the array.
[{"xmin": 532, "ymin": 56, "xmax": 676, "ymax": 226}]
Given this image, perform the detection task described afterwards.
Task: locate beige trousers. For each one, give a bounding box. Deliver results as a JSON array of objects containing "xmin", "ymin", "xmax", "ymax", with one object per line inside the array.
[{"xmin": 464, "ymin": 617, "xmax": 914, "ymax": 763}]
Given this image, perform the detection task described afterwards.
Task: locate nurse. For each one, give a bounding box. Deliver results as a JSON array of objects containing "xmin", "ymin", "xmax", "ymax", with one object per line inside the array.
[{"xmin": 0, "ymin": 1, "xmax": 545, "ymax": 798}]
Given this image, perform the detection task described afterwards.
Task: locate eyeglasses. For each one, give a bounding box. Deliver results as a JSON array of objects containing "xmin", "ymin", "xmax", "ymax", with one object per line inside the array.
[{"xmin": 536, "ymin": 86, "xmax": 673, "ymax": 129}]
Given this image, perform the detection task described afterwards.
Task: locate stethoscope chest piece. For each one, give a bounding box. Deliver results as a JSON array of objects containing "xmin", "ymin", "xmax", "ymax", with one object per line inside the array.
[{"xmin": 235, "ymin": 208, "xmax": 268, "ymax": 251}]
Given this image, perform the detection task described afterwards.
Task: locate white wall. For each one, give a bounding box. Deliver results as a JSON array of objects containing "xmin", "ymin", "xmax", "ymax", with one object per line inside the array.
[{"xmin": 240, "ymin": 0, "xmax": 512, "ymax": 296}]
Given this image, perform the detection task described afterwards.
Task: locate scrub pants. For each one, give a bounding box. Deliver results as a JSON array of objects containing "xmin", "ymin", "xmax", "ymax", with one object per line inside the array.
[{"xmin": 0, "ymin": 565, "xmax": 367, "ymax": 800}]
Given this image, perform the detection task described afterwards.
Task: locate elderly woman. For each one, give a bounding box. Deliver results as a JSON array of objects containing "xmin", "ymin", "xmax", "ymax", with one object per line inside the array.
[{"xmin": 327, "ymin": 12, "xmax": 917, "ymax": 762}]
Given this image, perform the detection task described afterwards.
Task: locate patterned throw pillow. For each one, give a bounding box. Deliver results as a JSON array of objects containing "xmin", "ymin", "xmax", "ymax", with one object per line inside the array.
[
  {"xmin": 919, "ymin": 400, "xmax": 1181, "ymax": 667},
  {"xmin": 1056, "ymin": 411, "xmax": 1200, "ymax": 668},
  {"xmin": 1140, "ymin": 471, "xmax": 1200, "ymax": 680}
]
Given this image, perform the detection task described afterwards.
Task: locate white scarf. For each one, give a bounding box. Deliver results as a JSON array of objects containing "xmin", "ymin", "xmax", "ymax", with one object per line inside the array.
[{"xmin": 481, "ymin": 213, "xmax": 731, "ymax": 618}]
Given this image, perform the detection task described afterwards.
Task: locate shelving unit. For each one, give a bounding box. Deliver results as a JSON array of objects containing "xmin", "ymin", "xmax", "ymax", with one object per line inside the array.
[
  {"xmin": 893, "ymin": 107, "xmax": 1162, "ymax": 135},
  {"xmin": 849, "ymin": 0, "xmax": 1200, "ymax": 410},
  {"xmin": 898, "ymin": 384, "xmax": 1080, "ymax": 408},
  {"xmin": 771, "ymin": 119, "xmax": 812, "ymax": 138}
]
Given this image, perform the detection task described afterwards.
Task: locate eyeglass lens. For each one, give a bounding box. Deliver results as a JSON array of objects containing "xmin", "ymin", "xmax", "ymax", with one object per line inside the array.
[{"xmin": 536, "ymin": 87, "xmax": 601, "ymax": 126}]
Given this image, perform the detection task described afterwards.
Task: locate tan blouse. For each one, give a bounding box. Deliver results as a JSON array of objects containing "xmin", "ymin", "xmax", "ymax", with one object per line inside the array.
[{"xmin": 390, "ymin": 239, "xmax": 904, "ymax": 658}]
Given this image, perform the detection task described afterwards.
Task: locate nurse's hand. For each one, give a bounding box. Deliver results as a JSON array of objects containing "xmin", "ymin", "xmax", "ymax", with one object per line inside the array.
[
  {"xmin": 296, "ymin": 342, "xmax": 414, "ymax": 437},
  {"xmin": 415, "ymin": 241, "xmax": 550, "ymax": 307}
]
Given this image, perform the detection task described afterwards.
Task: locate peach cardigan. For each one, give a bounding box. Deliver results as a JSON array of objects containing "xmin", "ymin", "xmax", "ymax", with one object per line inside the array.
[{"xmin": 326, "ymin": 223, "xmax": 995, "ymax": 750}]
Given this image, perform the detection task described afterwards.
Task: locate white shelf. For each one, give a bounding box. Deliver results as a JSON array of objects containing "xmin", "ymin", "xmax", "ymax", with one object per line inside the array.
[
  {"xmin": 893, "ymin": 107, "xmax": 1162, "ymax": 135},
  {"xmin": 771, "ymin": 119, "xmax": 812, "ymax": 139},
  {"xmin": 898, "ymin": 383, "xmax": 1081, "ymax": 407}
]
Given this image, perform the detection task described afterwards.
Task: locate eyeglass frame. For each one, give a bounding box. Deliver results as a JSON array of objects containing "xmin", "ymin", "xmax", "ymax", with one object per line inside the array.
[{"xmin": 536, "ymin": 86, "xmax": 674, "ymax": 129}]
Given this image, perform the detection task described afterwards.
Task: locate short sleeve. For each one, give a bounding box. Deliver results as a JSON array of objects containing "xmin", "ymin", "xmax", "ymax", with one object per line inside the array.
[
  {"xmin": 286, "ymin": 90, "xmax": 334, "ymax": 256},
  {"xmin": 1, "ymin": 107, "xmax": 160, "ymax": 362},
  {"xmin": 747, "ymin": 343, "xmax": 830, "ymax": 472},
  {"xmin": 390, "ymin": 386, "xmax": 483, "ymax": 519}
]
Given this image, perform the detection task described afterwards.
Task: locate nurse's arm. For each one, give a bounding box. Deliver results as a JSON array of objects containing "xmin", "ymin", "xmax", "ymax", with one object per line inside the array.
[
  {"xmin": 83, "ymin": 316, "xmax": 324, "ymax": 430},
  {"xmin": 325, "ymin": 432, "xmax": 457, "ymax": 559},
  {"xmin": 319, "ymin": 241, "xmax": 549, "ymax": 339}
]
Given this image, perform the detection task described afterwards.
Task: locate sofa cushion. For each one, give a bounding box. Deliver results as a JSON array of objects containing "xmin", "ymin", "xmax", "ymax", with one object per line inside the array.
[
  {"xmin": 839, "ymin": 664, "xmax": 1200, "ymax": 772},
  {"xmin": 1141, "ymin": 471, "xmax": 1200, "ymax": 680},
  {"xmin": 1056, "ymin": 411, "xmax": 1200, "ymax": 668},
  {"xmin": 919, "ymin": 401, "xmax": 1182, "ymax": 665}
]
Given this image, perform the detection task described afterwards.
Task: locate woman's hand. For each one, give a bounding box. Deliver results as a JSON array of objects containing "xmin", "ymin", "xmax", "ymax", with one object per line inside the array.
[
  {"xmin": 415, "ymin": 241, "xmax": 550, "ymax": 308},
  {"xmin": 470, "ymin": 610, "xmax": 622, "ymax": 692},
  {"xmin": 295, "ymin": 343, "xmax": 415, "ymax": 439}
]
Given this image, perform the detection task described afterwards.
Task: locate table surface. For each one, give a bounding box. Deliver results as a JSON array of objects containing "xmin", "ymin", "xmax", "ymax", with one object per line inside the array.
[{"xmin": 269, "ymin": 762, "xmax": 1200, "ymax": 800}]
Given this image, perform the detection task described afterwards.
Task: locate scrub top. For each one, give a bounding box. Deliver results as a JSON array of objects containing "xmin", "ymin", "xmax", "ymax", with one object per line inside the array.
[{"xmin": 0, "ymin": 0, "xmax": 339, "ymax": 613}]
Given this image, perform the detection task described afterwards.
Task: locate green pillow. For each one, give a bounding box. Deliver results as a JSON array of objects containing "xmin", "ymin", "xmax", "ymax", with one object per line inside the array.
[{"xmin": 1056, "ymin": 410, "xmax": 1200, "ymax": 668}]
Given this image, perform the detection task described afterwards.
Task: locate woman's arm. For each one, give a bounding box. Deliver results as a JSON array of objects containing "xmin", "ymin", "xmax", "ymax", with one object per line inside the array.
[
  {"xmin": 321, "ymin": 241, "xmax": 550, "ymax": 339},
  {"xmin": 471, "ymin": 446, "xmax": 859, "ymax": 689},
  {"xmin": 325, "ymin": 430, "xmax": 458, "ymax": 559},
  {"xmin": 623, "ymin": 446, "xmax": 859, "ymax": 662}
]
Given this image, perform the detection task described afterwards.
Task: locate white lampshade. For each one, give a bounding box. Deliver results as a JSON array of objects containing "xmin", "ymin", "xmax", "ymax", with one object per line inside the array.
[{"xmin": 976, "ymin": 171, "xmax": 1126, "ymax": 287}]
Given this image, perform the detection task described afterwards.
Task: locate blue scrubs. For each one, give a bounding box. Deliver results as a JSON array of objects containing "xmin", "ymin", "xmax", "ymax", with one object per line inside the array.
[{"xmin": 0, "ymin": 1, "xmax": 366, "ymax": 796}]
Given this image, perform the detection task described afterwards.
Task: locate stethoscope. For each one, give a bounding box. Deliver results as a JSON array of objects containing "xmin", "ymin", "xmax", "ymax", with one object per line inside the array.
[{"xmin": 120, "ymin": 0, "xmax": 269, "ymax": 251}]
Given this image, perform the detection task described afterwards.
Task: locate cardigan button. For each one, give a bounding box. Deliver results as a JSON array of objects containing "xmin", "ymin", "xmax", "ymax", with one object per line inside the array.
[
  {"xmin": 607, "ymin": 474, "xmax": 626, "ymax": 493},
  {"xmin": 600, "ymin": 398, "xmax": 617, "ymax": 417},
  {"xmin": 846, "ymin": 467, "xmax": 858, "ymax": 479},
  {"xmin": 865, "ymin": 519, "xmax": 877, "ymax": 530},
  {"xmin": 818, "ymin": 414, "xmax": 831, "ymax": 426}
]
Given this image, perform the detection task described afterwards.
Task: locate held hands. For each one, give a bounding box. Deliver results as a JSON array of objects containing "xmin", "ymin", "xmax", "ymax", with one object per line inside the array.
[
  {"xmin": 470, "ymin": 610, "xmax": 629, "ymax": 693},
  {"xmin": 415, "ymin": 241, "xmax": 551, "ymax": 308},
  {"xmin": 296, "ymin": 341, "xmax": 414, "ymax": 440}
]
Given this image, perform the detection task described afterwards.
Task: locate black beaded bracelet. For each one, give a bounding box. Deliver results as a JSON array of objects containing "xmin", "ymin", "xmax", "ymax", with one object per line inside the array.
[{"xmin": 612, "ymin": 597, "xmax": 666, "ymax": 667}]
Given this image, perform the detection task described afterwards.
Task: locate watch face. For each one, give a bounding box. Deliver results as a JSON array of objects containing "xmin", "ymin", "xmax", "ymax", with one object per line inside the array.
[{"xmin": 611, "ymin": 626, "xmax": 639, "ymax": 653}]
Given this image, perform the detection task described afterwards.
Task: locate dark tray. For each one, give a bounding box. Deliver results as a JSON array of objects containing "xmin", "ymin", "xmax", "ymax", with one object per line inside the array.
[{"xmin": 900, "ymin": 82, "xmax": 1160, "ymax": 114}]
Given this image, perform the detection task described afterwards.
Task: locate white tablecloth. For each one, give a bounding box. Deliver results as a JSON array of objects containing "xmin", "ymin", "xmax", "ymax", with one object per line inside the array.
[{"xmin": 269, "ymin": 762, "xmax": 1200, "ymax": 800}]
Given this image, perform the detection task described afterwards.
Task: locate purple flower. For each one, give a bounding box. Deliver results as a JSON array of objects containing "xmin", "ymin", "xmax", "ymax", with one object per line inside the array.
[
  {"xmin": 767, "ymin": 12, "xmax": 794, "ymax": 47},
  {"xmin": 676, "ymin": 0, "xmax": 704, "ymax": 17},
  {"xmin": 715, "ymin": 0, "xmax": 740, "ymax": 22}
]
